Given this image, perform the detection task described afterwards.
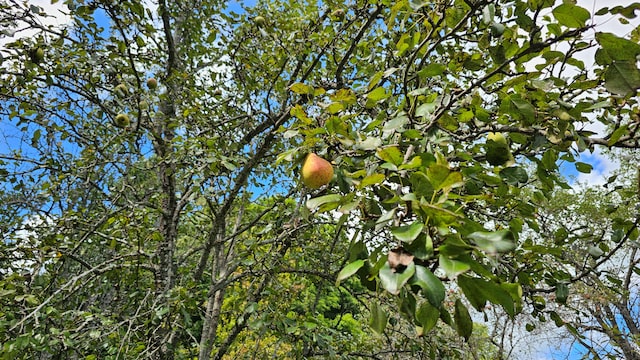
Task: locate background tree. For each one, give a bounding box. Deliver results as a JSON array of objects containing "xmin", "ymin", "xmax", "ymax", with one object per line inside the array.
[
  {"xmin": 1, "ymin": 0, "xmax": 640, "ymax": 359},
  {"xmin": 514, "ymin": 150, "xmax": 640, "ymax": 360}
]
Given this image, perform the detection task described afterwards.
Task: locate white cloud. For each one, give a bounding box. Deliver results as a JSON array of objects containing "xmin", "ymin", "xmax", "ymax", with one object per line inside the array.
[
  {"xmin": 560, "ymin": 0, "xmax": 639, "ymax": 187},
  {"xmin": 573, "ymin": 148, "xmax": 619, "ymax": 186},
  {"xmin": 0, "ymin": 0, "xmax": 70, "ymax": 46}
]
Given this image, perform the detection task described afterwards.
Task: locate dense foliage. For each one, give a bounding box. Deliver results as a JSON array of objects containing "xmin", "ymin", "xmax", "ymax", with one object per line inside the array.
[{"xmin": 1, "ymin": 0, "xmax": 639, "ymax": 359}]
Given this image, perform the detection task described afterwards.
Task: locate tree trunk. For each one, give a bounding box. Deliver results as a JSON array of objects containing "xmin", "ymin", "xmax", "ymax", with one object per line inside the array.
[{"xmin": 198, "ymin": 227, "xmax": 227, "ymax": 360}]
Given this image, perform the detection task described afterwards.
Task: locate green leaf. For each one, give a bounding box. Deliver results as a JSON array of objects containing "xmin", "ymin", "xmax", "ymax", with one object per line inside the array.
[
  {"xmin": 550, "ymin": 311, "xmax": 565, "ymax": 327},
  {"xmin": 411, "ymin": 265, "xmax": 445, "ymax": 307},
  {"xmin": 541, "ymin": 148, "xmax": 558, "ymax": 170},
  {"xmin": 501, "ymin": 283, "xmax": 524, "ymax": 313},
  {"xmin": 399, "ymin": 156, "xmax": 422, "ymax": 170},
  {"xmin": 369, "ymin": 301, "xmax": 388, "ymax": 334},
  {"xmin": 383, "ymin": 116, "xmax": 409, "ymax": 132},
  {"xmin": 555, "ymin": 283, "xmax": 569, "ymax": 304},
  {"xmin": 604, "ymin": 61, "xmax": 640, "ymax": 96},
  {"xmin": 290, "ymin": 105, "xmax": 311, "ymax": 123},
  {"xmin": 379, "ymin": 262, "xmax": 416, "ymax": 295},
  {"xmin": 326, "ymin": 102, "xmax": 344, "ymax": 114},
  {"xmin": 416, "ymin": 301, "xmax": 440, "ymax": 332},
  {"xmin": 306, "ymin": 194, "xmax": 342, "ymax": 210},
  {"xmin": 482, "ymin": 4, "xmax": 495, "ymax": 24},
  {"xmin": 454, "ymin": 299, "xmax": 473, "ymax": 341},
  {"xmin": 368, "ymin": 71, "xmax": 384, "ymax": 90},
  {"xmin": 587, "ymin": 245, "xmax": 604, "ymax": 258},
  {"xmin": 356, "ymin": 136, "xmax": 382, "ymax": 150},
  {"xmin": 426, "ymin": 164, "xmax": 450, "ymax": 190},
  {"xmin": 418, "ymin": 63, "xmax": 446, "ymax": 77},
  {"xmin": 405, "ymin": 233, "xmax": 434, "ymax": 260},
  {"xmin": 575, "ymin": 162, "xmax": 593, "ymax": 173},
  {"xmin": 608, "ymin": 124, "xmax": 629, "ymax": 146},
  {"xmin": 511, "ymin": 98, "xmax": 536, "ymax": 122},
  {"xmin": 415, "ymin": 102, "xmax": 436, "ymax": 118},
  {"xmin": 553, "ymin": 4, "xmax": 590, "ymax": 28},
  {"xmin": 611, "ymin": 3, "xmax": 640, "ymax": 19},
  {"xmin": 439, "ymin": 255, "xmax": 470, "ymax": 278},
  {"xmin": 468, "ymin": 230, "xmax": 516, "ymax": 254},
  {"xmin": 499, "ymin": 166, "xmax": 528, "ymax": 184},
  {"xmin": 439, "ymin": 172, "xmax": 464, "ymax": 191},
  {"xmin": 596, "ymin": 32, "xmax": 640, "ymax": 62},
  {"xmin": 376, "ymin": 146, "xmax": 403, "ymax": 165},
  {"xmin": 410, "ymin": 172, "xmax": 434, "ymax": 198},
  {"xmin": 367, "ymin": 86, "xmax": 390, "ymax": 102},
  {"xmin": 331, "ymin": 88, "xmax": 357, "ymax": 105},
  {"xmin": 31, "ymin": 129, "xmax": 41, "ymax": 146},
  {"xmin": 458, "ymin": 275, "xmax": 515, "ymax": 316},
  {"xmin": 390, "ymin": 221, "xmax": 424, "ymax": 243},
  {"xmin": 336, "ymin": 260, "xmax": 365, "ymax": 285}
]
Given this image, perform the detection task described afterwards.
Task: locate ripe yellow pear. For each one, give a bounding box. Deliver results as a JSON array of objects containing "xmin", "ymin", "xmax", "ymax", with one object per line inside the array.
[{"xmin": 301, "ymin": 153, "xmax": 333, "ymax": 189}]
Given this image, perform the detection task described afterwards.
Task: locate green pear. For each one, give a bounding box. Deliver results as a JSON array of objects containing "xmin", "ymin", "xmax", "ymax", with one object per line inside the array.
[
  {"xmin": 254, "ymin": 16, "xmax": 266, "ymax": 27},
  {"xmin": 301, "ymin": 153, "xmax": 334, "ymax": 189},
  {"xmin": 487, "ymin": 132, "xmax": 507, "ymax": 146},
  {"xmin": 29, "ymin": 47, "xmax": 44, "ymax": 63},
  {"xmin": 114, "ymin": 84, "xmax": 128, "ymax": 97},
  {"xmin": 332, "ymin": 9, "xmax": 345, "ymax": 20},
  {"xmin": 558, "ymin": 110, "xmax": 572, "ymax": 121},
  {"xmin": 485, "ymin": 132, "xmax": 512, "ymax": 166},
  {"xmin": 114, "ymin": 113, "xmax": 130, "ymax": 128}
]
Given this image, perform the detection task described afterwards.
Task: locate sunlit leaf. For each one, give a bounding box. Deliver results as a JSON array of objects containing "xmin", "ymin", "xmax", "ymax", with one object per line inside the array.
[
  {"xmin": 360, "ymin": 173, "xmax": 385, "ymax": 188},
  {"xmin": 356, "ymin": 136, "xmax": 382, "ymax": 150},
  {"xmin": 289, "ymin": 82, "xmax": 314, "ymax": 95},
  {"xmin": 390, "ymin": 221, "xmax": 424, "ymax": 243},
  {"xmin": 376, "ymin": 146, "xmax": 403, "ymax": 165},
  {"xmin": 306, "ymin": 194, "xmax": 342, "ymax": 210},
  {"xmin": 367, "ymin": 86, "xmax": 390, "ymax": 102},
  {"xmin": 552, "ymin": 4, "xmax": 590, "ymax": 28},
  {"xmin": 336, "ymin": 260, "xmax": 365, "ymax": 285}
]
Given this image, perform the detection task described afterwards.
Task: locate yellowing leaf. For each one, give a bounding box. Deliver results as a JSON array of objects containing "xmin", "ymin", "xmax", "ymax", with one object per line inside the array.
[
  {"xmin": 360, "ymin": 173, "xmax": 385, "ymax": 188},
  {"xmin": 289, "ymin": 82, "xmax": 314, "ymax": 95}
]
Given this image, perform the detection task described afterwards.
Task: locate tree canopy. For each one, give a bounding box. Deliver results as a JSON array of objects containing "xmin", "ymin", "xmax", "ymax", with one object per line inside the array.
[{"xmin": 1, "ymin": 0, "xmax": 639, "ymax": 359}]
